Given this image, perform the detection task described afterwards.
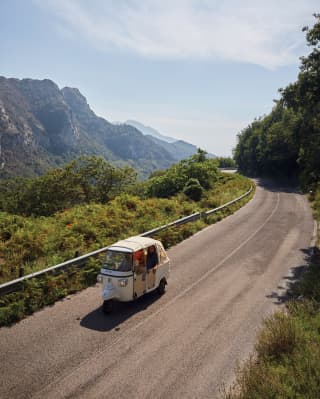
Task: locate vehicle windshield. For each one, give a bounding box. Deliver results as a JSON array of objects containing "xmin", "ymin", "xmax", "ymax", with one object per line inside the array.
[{"xmin": 103, "ymin": 250, "xmax": 133, "ymax": 272}]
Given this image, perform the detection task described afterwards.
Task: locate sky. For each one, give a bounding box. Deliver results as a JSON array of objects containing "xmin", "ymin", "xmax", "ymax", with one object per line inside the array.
[{"xmin": 1, "ymin": 1, "xmax": 319, "ymax": 156}]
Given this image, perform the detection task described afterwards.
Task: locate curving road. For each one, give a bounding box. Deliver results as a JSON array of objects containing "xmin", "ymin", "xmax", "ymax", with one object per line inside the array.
[{"xmin": 0, "ymin": 179, "xmax": 315, "ymax": 399}]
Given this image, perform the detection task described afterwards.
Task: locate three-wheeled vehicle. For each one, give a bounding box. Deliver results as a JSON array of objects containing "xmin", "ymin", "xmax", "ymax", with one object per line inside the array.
[{"xmin": 97, "ymin": 236, "xmax": 170, "ymax": 313}]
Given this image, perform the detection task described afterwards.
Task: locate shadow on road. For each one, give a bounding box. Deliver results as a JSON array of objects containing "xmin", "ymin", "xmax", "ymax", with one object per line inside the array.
[
  {"xmin": 266, "ymin": 246, "xmax": 316, "ymax": 305},
  {"xmin": 255, "ymin": 177, "xmax": 302, "ymax": 195},
  {"xmin": 80, "ymin": 290, "xmax": 161, "ymax": 332}
]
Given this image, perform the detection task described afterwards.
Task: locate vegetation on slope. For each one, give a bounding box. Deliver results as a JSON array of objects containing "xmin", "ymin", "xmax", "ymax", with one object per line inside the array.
[
  {"xmin": 0, "ymin": 156, "xmax": 137, "ymax": 217},
  {"xmin": 215, "ymin": 157, "xmax": 237, "ymax": 168}
]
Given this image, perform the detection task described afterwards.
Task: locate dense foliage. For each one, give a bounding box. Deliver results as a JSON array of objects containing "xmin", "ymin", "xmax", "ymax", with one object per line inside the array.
[
  {"xmin": 0, "ymin": 156, "xmax": 137, "ymax": 216},
  {"xmin": 145, "ymin": 149, "xmax": 219, "ymax": 199},
  {"xmin": 0, "ymin": 150, "xmax": 220, "ymax": 216},
  {"xmin": 234, "ymin": 14, "xmax": 320, "ymax": 189},
  {"xmin": 215, "ymin": 157, "xmax": 237, "ymax": 168}
]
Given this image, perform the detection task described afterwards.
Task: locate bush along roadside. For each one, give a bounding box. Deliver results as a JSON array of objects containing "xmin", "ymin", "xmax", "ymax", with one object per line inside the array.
[
  {"xmin": 0, "ymin": 173, "xmax": 253, "ymax": 327},
  {"xmin": 0, "ymin": 257, "xmax": 102, "ymax": 326},
  {"xmin": 223, "ymin": 187, "xmax": 320, "ymax": 399}
]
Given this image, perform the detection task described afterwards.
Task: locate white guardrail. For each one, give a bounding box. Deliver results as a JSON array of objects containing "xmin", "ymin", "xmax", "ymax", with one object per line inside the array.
[{"xmin": 0, "ymin": 186, "xmax": 253, "ymax": 296}]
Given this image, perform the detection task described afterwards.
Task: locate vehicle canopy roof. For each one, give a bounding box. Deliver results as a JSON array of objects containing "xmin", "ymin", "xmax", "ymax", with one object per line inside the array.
[{"xmin": 107, "ymin": 236, "xmax": 163, "ymax": 253}]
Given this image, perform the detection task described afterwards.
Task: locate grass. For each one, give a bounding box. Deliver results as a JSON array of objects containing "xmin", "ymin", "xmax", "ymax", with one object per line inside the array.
[
  {"xmin": 0, "ymin": 173, "xmax": 253, "ymax": 326},
  {"xmin": 223, "ymin": 186, "xmax": 320, "ymax": 399},
  {"xmin": 224, "ymin": 302, "xmax": 320, "ymax": 399}
]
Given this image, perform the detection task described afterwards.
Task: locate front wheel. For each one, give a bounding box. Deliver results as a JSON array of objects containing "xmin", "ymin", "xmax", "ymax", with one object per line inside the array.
[
  {"xmin": 157, "ymin": 279, "xmax": 167, "ymax": 295},
  {"xmin": 103, "ymin": 300, "xmax": 114, "ymax": 314}
]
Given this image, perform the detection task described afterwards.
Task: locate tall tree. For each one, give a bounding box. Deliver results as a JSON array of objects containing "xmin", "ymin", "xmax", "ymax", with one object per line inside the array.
[{"xmin": 234, "ymin": 14, "xmax": 320, "ymax": 188}]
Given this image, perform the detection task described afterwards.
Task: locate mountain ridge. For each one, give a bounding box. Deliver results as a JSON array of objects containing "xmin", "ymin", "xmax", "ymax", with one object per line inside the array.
[
  {"xmin": 125, "ymin": 119, "xmax": 176, "ymax": 143},
  {"xmin": 126, "ymin": 119, "xmax": 216, "ymax": 160},
  {"xmin": 0, "ymin": 76, "xmax": 214, "ymax": 178},
  {"xmin": 0, "ymin": 77, "xmax": 176, "ymax": 178}
]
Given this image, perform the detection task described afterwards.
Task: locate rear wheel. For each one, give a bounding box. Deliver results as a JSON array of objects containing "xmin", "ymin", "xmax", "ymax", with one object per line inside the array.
[
  {"xmin": 157, "ymin": 279, "xmax": 166, "ymax": 295},
  {"xmin": 103, "ymin": 300, "xmax": 113, "ymax": 314}
]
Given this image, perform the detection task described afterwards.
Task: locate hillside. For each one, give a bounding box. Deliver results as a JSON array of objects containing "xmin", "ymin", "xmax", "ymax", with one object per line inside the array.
[{"xmin": 0, "ymin": 77, "xmax": 177, "ymax": 178}]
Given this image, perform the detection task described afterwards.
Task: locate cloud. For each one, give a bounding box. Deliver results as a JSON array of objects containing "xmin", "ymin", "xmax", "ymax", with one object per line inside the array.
[{"xmin": 36, "ymin": 0, "xmax": 317, "ymax": 68}]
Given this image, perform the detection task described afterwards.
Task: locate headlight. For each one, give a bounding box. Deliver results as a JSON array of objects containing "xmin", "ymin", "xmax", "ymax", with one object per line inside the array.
[
  {"xmin": 97, "ymin": 274, "xmax": 103, "ymax": 283},
  {"xmin": 119, "ymin": 278, "xmax": 128, "ymax": 287}
]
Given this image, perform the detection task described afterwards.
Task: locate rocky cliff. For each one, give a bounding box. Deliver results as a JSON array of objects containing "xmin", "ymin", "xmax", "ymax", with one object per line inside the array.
[{"xmin": 0, "ymin": 77, "xmax": 176, "ymax": 178}]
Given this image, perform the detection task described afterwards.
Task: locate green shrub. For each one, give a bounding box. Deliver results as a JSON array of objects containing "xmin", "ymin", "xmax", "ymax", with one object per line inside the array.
[
  {"xmin": 0, "ymin": 156, "xmax": 137, "ymax": 216},
  {"xmin": 183, "ymin": 178, "xmax": 204, "ymax": 201},
  {"xmin": 224, "ymin": 357, "xmax": 286, "ymax": 399},
  {"xmin": 290, "ymin": 261, "xmax": 320, "ymax": 302},
  {"xmin": 146, "ymin": 150, "xmax": 219, "ymax": 198},
  {"xmin": 255, "ymin": 311, "xmax": 303, "ymax": 361}
]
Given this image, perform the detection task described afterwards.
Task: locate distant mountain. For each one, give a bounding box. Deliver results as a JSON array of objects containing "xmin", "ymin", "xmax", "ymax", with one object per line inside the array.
[
  {"xmin": 145, "ymin": 135, "xmax": 198, "ymax": 161},
  {"xmin": 126, "ymin": 119, "xmax": 216, "ymax": 161},
  {"xmin": 126, "ymin": 120, "xmax": 176, "ymax": 143},
  {"xmin": 0, "ymin": 77, "xmax": 177, "ymax": 178}
]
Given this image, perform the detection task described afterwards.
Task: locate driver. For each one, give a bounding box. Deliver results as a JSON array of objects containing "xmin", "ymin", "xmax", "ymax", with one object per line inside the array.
[{"xmin": 146, "ymin": 246, "xmax": 158, "ymax": 270}]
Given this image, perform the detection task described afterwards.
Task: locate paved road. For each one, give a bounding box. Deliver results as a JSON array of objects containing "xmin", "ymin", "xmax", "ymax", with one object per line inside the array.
[{"xmin": 0, "ymin": 180, "xmax": 315, "ymax": 399}]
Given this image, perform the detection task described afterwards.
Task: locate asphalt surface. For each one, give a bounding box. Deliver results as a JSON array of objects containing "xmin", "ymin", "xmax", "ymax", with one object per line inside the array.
[{"xmin": 0, "ymin": 179, "xmax": 315, "ymax": 399}]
